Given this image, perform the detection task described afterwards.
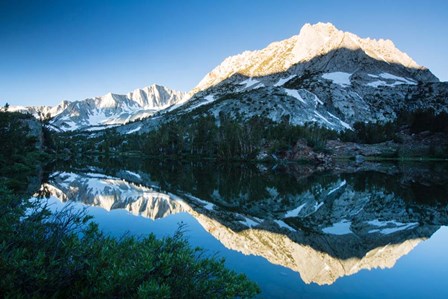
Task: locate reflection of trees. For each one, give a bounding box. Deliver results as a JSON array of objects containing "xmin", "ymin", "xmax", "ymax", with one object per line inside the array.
[
  {"xmin": 343, "ymin": 164, "xmax": 448, "ymax": 205},
  {"xmin": 141, "ymin": 161, "xmax": 329, "ymax": 205},
  {"xmin": 50, "ymin": 158, "xmax": 448, "ymax": 215}
]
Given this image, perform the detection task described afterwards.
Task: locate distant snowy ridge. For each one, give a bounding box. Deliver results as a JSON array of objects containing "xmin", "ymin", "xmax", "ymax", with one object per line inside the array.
[
  {"xmin": 9, "ymin": 100, "xmax": 70, "ymax": 120},
  {"xmin": 11, "ymin": 84, "xmax": 185, "ymax": 132}
]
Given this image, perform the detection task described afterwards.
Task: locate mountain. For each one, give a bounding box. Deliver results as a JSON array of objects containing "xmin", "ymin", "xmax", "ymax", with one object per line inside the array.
[
  {"xmin": 11, "ymin": 84, "xmax": 185, "ymax": 132},
  {"xmin": 118, "ymin": 22, "xmax": 447, "ymax": 134},
  {"xmin": 191, "ymin": 22, "xmax": 434, "ymax": 93}
]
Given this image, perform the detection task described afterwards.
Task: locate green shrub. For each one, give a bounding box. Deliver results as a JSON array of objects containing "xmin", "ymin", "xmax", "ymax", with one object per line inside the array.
[{"xmin": 0, "ymin": 185, "xmax": 260, "ymax": 298}]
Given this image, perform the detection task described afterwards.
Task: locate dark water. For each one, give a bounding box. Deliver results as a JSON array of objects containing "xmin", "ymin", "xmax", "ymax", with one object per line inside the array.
[{"xmin": 37, "ymin": 159, "xmax": 448, "ymax": 298}]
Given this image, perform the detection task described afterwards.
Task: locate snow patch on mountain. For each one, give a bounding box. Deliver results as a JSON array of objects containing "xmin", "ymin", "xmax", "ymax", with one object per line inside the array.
[
  {"xmin": 375, "ymin": 73, "xmax": 417, "ymax": 84},
  {"xmin": 186, "ymin": 95, "xmax": 216, "ymax": 112},
  {"xmin": 285, "ymin": 203, "xmax": 307, "ymax": 218},
  {"xmin": 126, "ymin": 126, "xmax": 142, "ymax": 134},
  {"xmin": 328, "ymin": 180, "xmax": 347, "ymax": 195},
  {"xmin": 366, "ymin": 73, "xmax": 417, "ymax": 88},
  {"xmin": 239, "ymin": 216, "xmax": 260, "ymax": 227},
  {"xmin": 240, "ymin": 78, "xmax": 264, "ymax": 90},
  {"xmin": 322, "ymin": 72, "xmax": 352, "ymax": 87},
  {"xmin": 274, "ymin": 75, "xmax": 297, "ymax": 87},
  {"xmin": 322, "ymin": 220, "xmax": 353, "ymax": 235},
  {"xmin": 328, "ymin": 113, "xmax": 352, "ymax": 130},
  {"xmin": 315, "ymin": 111, "xmax": 335, "ymax": 125},
  {"xmin": 274, "ymin": 220, "xmax": 297, "ymax": 231},
  {"xmin": 368, "ymin": 220, "xmax": 419, "ymax": 235},
  {"xmin": 284, "ymin": 89, "xmax": 306, "ymax": 104}
]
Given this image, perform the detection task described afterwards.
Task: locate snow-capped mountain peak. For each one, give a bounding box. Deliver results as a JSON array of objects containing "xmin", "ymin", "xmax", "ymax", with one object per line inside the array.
[
  {"xmin": 97, "ymin": 92, "xmax": 120, "ymax": 109},
  {"xmin": 127, "ymin": 84, "xmax": 184, "ymax": 109},
  {"xmin": 140, "ymin": 22, "xmax": 445, "ymax": 135},
  {"xmin": 193, "ymin": 22, "xmax": 430, "ymax": 96},
  {"xmin": 291, "ymin": 22, "xmax": 421, "ymax": 70}
]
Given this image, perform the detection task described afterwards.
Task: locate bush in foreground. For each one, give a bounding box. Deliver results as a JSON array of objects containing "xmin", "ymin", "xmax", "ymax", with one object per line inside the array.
[{"xmin": 0, "ymin": 185, "xmax": 260, "ymax": 298}]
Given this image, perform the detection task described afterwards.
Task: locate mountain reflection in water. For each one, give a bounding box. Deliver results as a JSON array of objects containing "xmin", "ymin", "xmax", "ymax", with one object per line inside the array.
[{"xmin": 38, "ymin": 161, "xmax": 448, "ymax": 286}]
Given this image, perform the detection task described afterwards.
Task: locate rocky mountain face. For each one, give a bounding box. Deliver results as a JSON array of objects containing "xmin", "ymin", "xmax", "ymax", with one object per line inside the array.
[
  {"xmin": 11, "ymin": 84, "xmax": 185, "ymax": 132},
  {"xmin": 119, "ymin": 22, "xmax": 447, "ymax": 134}
]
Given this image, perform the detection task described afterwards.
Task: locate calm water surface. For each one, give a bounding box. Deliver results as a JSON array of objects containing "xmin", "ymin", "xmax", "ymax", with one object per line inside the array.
[{"xmin": 37, "ymin": 159, "xmax": 448, "ymax": 298}]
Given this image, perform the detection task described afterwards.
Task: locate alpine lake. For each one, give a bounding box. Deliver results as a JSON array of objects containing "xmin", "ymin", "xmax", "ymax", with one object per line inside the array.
[{"xmin": 34, "ymin": 157, "xmax": 448, "ymax": 298}]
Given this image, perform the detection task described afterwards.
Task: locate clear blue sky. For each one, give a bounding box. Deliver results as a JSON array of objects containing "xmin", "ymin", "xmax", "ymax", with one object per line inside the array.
[{"xmin": 1, "ymin": 0, "xmax": 447, "ymax": 106}]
